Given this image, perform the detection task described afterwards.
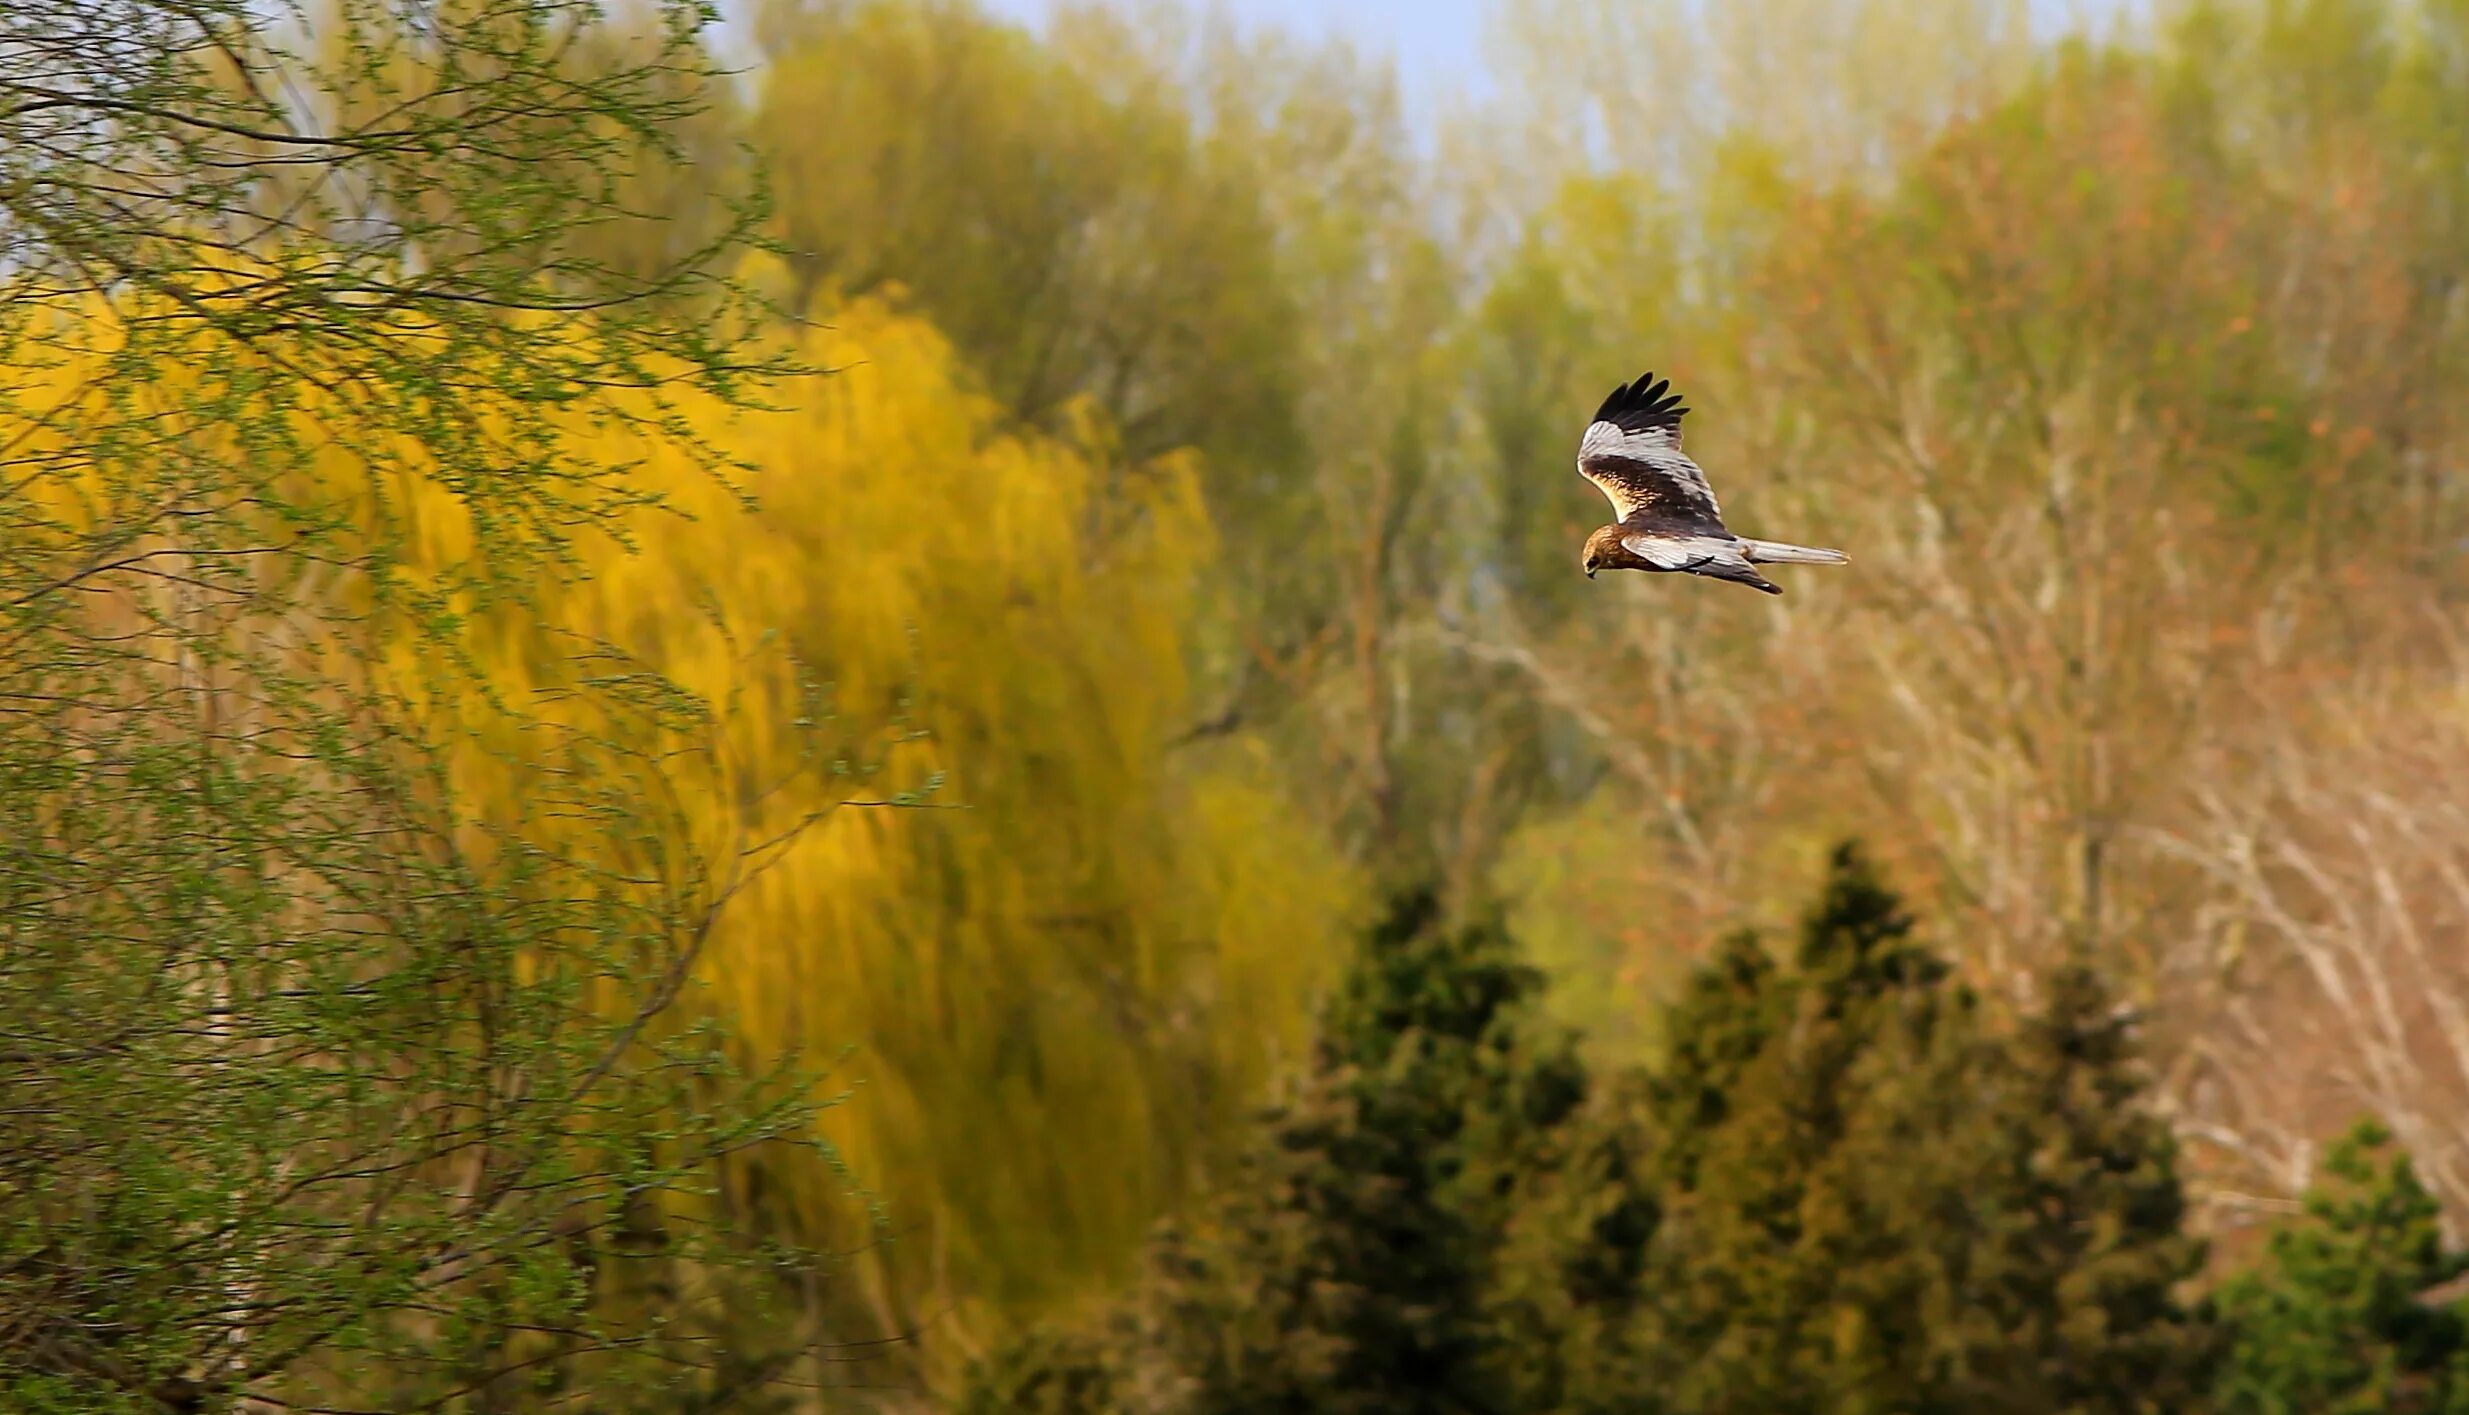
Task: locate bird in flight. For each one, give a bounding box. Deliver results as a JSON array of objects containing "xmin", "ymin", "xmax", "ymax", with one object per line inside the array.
[{"xmin": 1576, "ymin": 373, "xmax": 1846, "ymax": 595}]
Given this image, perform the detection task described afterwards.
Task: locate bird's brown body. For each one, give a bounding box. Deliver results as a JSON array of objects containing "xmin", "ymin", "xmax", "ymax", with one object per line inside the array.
[{"xmin": 1581, "ymin": 521, "xmax": 1783, "ymax": 594}]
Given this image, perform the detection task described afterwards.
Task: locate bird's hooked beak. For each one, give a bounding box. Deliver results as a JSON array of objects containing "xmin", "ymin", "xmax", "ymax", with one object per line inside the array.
[{"xmin": 1583, "ymin": 557, "xmax": 1598, "ymax": 580}]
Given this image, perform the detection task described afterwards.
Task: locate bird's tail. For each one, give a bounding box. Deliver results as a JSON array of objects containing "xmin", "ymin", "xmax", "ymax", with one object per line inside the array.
[{"xmin": 1739, "ymin": 538, "xmax": 1849, "ymax": 566}]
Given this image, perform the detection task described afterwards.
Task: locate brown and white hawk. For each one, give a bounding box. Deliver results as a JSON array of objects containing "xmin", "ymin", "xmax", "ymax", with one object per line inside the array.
[{"xmin": 1576, "ymin": 372, "xmax": 1845, "ymax": 595}]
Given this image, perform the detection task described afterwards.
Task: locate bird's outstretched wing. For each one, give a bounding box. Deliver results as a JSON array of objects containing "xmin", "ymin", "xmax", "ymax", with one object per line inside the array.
[{"xmin": 1577, "ymin": 372, "xmax": 1726, "ymax": 530}]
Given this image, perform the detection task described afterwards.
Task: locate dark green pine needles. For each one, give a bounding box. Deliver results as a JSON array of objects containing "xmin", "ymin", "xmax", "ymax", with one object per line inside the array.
[{"xmin": 2216, "ymin": 1121, "xmax": 2469, "ymax": 1414}]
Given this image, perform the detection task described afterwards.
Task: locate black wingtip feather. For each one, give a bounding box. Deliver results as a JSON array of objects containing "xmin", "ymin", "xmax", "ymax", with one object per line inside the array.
[{"xmin": 1592, "ymin": 370, "xmax": 1690, "ymax": 433}]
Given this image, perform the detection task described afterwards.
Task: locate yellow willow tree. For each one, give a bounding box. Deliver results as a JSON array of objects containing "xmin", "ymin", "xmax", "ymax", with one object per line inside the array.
[{"xmin": 441, "ymin": 292, "xmax": 1362, "ymax": 1385}]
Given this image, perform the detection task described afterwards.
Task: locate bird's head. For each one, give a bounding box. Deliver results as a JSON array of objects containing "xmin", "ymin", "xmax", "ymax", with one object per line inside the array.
[{"xmin": 1581, "ymin": 525, "xmax": 1620, "ymax": 579}]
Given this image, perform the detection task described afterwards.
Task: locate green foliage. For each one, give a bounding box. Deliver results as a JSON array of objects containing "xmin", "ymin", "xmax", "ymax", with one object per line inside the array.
[
  {"xmin": 0, "ymin": 1, "xmax": 826, "ymax": 1408},
  {"xmin": 2217, "ymin": 1121, "xmax": 2469, "ymax": 1414}
]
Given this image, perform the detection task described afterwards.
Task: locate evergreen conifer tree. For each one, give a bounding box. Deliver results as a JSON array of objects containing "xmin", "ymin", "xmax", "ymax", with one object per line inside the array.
[
  {"xmin": 962, "ymin": 888, "xmax": 1583, "ymax": 1414},
  {"xmin": 1492, "ymin": 845, "xmax": 2215, "ymax": 1414},
  {"xmin": 2216, "ymin": 1120, "xmax": 2469, "ymax": 1414},
  {"xmin": 1483, "ymin": 1073, "xmax": 1663, "ymax": 1415},
  {"xmin": 1651, "ymin": 842, "xmax": 1967, "ymax": 1411},
  {"xmin": 1931, "ymin": 962, "xmax": 2217, "ymax": 1411},
  {"xmin": 1643, "ymin": 929, "xmax": 1791, "ymax": 1193}
]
